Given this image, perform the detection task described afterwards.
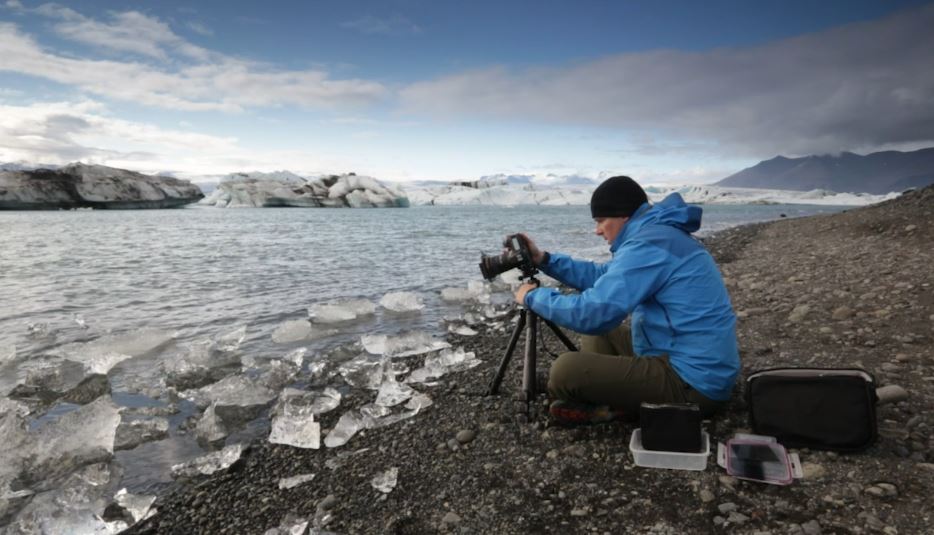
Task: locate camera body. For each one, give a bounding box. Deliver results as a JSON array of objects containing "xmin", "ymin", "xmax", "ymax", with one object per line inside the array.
[{"xmin": 479, "ymin": 234, "xmax": 538, "ymax": 281}]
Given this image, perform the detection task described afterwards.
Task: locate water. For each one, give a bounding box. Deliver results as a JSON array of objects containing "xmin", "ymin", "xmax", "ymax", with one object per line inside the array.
[{"xmin": 0, "ymin": 203, "xmax": 846, "ymax": 497}]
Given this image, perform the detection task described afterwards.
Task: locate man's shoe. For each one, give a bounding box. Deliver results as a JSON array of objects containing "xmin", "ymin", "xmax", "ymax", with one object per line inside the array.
[{"xmin": 548, "ymin": 400, "xmax": 625, "ymax": 426}]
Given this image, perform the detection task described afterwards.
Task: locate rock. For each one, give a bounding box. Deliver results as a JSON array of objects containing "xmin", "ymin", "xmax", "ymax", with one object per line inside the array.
[
  {"xmin": 0, "ymin": 163, "xmax": 203, "ymax": 209},
  {"xmin": 699, "ymin": 490, "xmax": 715, "ymax": 503},
  {"xmin": 317, "ymin": 494, "xmax": 338, "ymax": 512},
  {"xmin": 831, "ymin": 306, "xmax": 854, "ymax": 320},
  {"xmin": 801, "ymin": 463, "xmax": 826, "ymax": 480},
  {"xmin": 717, "ymin": 502, "xmax": 737, "ymax": 514},
  {"xmin": 727, "ymin": 511, "xmax": 749, "ymax": 524},
  {"xmin": 876, "ymin": 384, "xmax": 909, "ymax": 405},
  {"xmin": 876, "ymin": 482, "xmax": 898, "ymax": 497},
  {"xmin": 801, "ymin": 519, "xmax": 822, "ymax": 535},
  {"xmin": 455, "ymin": 429, "xmax": 476, "ymax": 444},
  {"xmin": 440, "ymin": 511, "xmax": 461, "ymax": 527},
  {"xmin": 788, "ymin": 304, "xmax": 811, "ymax": 322}
]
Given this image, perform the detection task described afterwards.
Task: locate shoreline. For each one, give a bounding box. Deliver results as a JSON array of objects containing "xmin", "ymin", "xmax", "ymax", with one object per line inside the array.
[{"xmin": 123, "ymin": 186, "xmax": 931, "ymax": 533}]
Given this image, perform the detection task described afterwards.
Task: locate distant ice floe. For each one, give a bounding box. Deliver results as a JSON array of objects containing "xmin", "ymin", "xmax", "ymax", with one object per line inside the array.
[
  {"xmin": 379, "ymin": 291, "xmax": 425, "ymax": 312},
  {"xmin": 406, "ymin": 181, "xmax": 900, "ymax": 207},
  {"xmin": 200, "ymin": 172, "xmax": 409, "ymax": 208}
]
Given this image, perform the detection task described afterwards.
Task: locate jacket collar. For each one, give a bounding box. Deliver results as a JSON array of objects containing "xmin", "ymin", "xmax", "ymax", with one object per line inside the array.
[{"xmin": 609, "ymin": 201, "xmax": 652, "ymax": 253}]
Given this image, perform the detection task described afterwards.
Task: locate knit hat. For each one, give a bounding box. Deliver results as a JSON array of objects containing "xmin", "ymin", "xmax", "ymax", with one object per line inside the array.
[{"xmin": 590, "ymin": 176, "xmax": 648, "ymax": 218}]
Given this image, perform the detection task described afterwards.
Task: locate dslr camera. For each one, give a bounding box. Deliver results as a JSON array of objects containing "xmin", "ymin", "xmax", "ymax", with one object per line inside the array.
[{"xmin": 479, "ymin": 234, "xmax": 538, "ymax": 280}]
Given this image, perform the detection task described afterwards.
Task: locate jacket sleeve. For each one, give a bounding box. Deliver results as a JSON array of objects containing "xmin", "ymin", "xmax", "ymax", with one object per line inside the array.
[
  {"xmin": 525, "ymin": 240, "xmax": 673, "ymax": 334},
  {"xmin": 539, "ymin": 252, "xmax": 609, "ymax": 291}
]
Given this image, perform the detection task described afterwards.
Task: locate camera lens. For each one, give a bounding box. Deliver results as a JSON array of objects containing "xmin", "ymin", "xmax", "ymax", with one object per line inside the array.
[{"xmin": 479, "ymin": 250, "xmax": 521, "ymax": 280}]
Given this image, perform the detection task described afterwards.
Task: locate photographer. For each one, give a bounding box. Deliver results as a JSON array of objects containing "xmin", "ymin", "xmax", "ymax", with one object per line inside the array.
[{"xmin": 514, "ymin": 176, "xmax": 739, "ymax": 425}]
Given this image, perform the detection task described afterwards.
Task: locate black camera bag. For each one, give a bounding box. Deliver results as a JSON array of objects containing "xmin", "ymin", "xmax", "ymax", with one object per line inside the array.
[{"xmin": 746, "ymin": 368, "xmax": 878, "ymax": 452}]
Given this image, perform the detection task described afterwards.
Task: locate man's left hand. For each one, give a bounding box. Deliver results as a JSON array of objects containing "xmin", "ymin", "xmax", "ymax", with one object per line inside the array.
[{"xmin": 514, "ymin": 282, "xmax": 538, "ymax": 305}]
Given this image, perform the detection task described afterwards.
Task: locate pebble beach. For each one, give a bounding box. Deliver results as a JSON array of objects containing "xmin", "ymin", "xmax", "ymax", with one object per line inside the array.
[{"xmin": 129, "ymin": 186, "xmax": 934, "ymax": 535}]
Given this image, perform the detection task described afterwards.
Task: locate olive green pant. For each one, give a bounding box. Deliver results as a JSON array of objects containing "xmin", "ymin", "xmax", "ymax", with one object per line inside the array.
[{"xmin": 547, "ymin": 324, "xmax": 725, "ymax": 420}]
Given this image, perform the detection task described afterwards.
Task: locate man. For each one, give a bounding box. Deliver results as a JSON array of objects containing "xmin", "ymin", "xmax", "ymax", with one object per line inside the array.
[{"xmin": 514, "ymin": 176, "xmax": 739, "ymax": 425}]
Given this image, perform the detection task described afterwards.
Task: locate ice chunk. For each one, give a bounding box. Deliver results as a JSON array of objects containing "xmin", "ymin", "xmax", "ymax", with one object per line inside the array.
[
  {"xmin": 269, "ymin": 400, "xmax": 321, "ymax": 449},
  {"xmin": 195, "ymin": 403, "xmax": 228, "ymax": 445},
  {"xmin": 405, "ymin": 392, "xmax": 433, "ymax": 412},
  {"xmin": 440, "ymin": 287, "xmax": 475, "ymax": 302},
  {"xmin": 324, "ymin": 447, "xmax": 369, "ymax": 470},
  {"xmin": 379, "ymin": 291, "xmax": 424, "ymax": 312},
  {"xmin": 370, "ymin": 467, "xmax": 398, "ymax": 493},
  {"xmin": 114, "ymin": 487, "xmax": 156, "ymax": 523},
  {"xmin": 278, "ymin": 473, "xmax": 315, "ymax": 490},
  {"xmin": 84, "ymin": 352, "xmax": 133, "ymax": 375},
  {"xmin": 307, "ymin": 359, "xmax": 328, "ymax": 379},
  {"xmin": 277, "ymin": 387, "xmax": 342, "ymax": 416},
  {"xmin": 337, "ymin": 355, "xmax": 385, "ymax": 390},
  {"xmin": 264, "ymin": 514, "xmax": 310, "ymax": 535},
  {"xmin": 375, "ymin": 378, "xmax": 415, "ymax": 407},
  {"xmin": 272, "ymin": 320, "xmax": 312, "ymax": 344},
  {"xmin": 33, "ymin": 396, "xmax": 122, "ymax": 478},
  {"xmin": 171, "ymin": 443, "xmax": 243, "ymax": 478},
  {"xmin": 181, "ymin": 374, "xmax": 277, "ymax": 410},
  {"xmin": 59, "ymin": 328, "xmax": 176, "ymax": 363},
  {"xmin": 361, "ymin": 332, "xmax": 450, "ymax": 358},
  {"xmin": 308, "ymin": 299, "xmax": 376, "ymax": 323},
  {"xmin": 255, "ymin": 359, "xmax": 300, "ymax": 391},
  {"xmin": 26, "ymin": 322, "xmax": 51, "ymax": 339},
  {"xmin": 407, "ymin": 348, "xmax": 481, "ymax": 383},
  {"xmin": 359, "ymin": 404, "xmax": 392, "ymax": 420},
  {"xmin": 114, "ymin": 417, "xmax": 170, "ymax": 451},
  {"xmin": 324, "ymin": 410, "xmax": 371, "ymax": 448},
  {"xmin": 73, "ymin": 313, "xmax": 88, "ymax": 329},
  {"xmin": 216, "ymin": 325, "xmax": 248, "ymax": 352},
  {"xmin": 283, "ymin": 348, "xmax": 307, "ymax": 368},
  {"xmin": 448, "ymin": 325, "xmax": 478, "ymax": 336}
]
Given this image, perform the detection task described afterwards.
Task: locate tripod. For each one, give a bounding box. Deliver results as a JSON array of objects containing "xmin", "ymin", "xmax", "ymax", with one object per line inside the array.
[{"xmin": 486, "ymin": 304, "xmax": 578, "ymax": 422}]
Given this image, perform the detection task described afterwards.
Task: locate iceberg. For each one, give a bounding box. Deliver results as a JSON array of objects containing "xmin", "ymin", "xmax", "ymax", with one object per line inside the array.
[
  {"xmin": 379, "ymin": 291, "xmax": 425, "ymax": 312},
  {"xmin": 171, "ymin": 443, "xmax": 243, "ymax": 478},
  {"xmin": 200, "ymin": 172, "xmax": 409, "ymax": 208}
]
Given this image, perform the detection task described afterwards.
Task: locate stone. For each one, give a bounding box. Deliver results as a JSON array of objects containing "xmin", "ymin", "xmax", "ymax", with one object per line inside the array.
[
  {"xmin": 727, "ymin": 511, "xmax": 749, "ymax": 524},
  {"xmin": 788, "ymin": 304, "xmax": 811, "ymax": 322},
  {"xmin": 455, "ymin": 429, "xmax": 476, "ymax": 445},
  {"xmin": 699, "ymin": 490, "xmax": 715, "ymax": 503},
  {"xmin": 876, "ymin": 385, "xmax": 909, "ymax": 405},
  {"xmin": 801, "ymin": 519, "xmax": 822, "ymax": 535},
  {"xmin": 831, "ymin": 306, "xmax": 854, "ymax": 320},
  {"xmin": 441, "ymin": 511, "xmax": 461, "ymax": 527},
  {"xmin": 717, "ymin": 502, "xmax": 737, "ymax": 514},
  {"xmin": 801, "ymin": 463, "xmax": 826, "ymax": 480}
]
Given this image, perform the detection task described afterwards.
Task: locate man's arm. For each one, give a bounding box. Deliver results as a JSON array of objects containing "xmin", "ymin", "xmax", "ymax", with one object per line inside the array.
[
  {"xmin": 525, "ymin": 240, "xmax": 672, "ymax": 334},
  {"xmin": 539, "ymin": 252, "xmax": 609, "ymax": 291}
]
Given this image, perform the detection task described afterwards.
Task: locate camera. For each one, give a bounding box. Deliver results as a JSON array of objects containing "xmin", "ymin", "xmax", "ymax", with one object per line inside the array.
[{"xmin": 479, "ymin": 234, "xmax": 538, "ymax": 280}]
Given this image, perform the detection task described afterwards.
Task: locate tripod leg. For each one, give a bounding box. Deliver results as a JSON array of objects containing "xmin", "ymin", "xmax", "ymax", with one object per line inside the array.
[
  {"xmin": 516, "ymin": 310, "xmax": 539, "ymax": 423},
  {"xmin": 543, "ymin": 319, "xmax": 578, "ymax": 352},
  {"xmin": 486, "ymin": 309, "xmax": 526, "ymax": 396}
]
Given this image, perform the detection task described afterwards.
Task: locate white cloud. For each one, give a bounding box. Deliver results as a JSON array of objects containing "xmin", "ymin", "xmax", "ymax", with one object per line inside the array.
[
  {"xmin": 4, "ymin": 0, "xmax": 23, "ymax": 10},
  {"xmin": 399, "ymin": 4, "xmax": 934, "ymax": 157},
  {"xmin": 0, "ymin": 9, "xmax": 387, "ymax": 112},
  {"xmin": 186, "ymin": 21, "xmax": 213, "ymax": 36},
  {"xmin": 341, "ymin": 14, "xmax": 420, "ymax": 36}
]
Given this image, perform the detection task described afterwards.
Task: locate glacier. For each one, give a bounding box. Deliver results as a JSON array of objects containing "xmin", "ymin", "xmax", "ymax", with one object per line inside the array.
[{"xmin": 200, "ymin": 171, "xmax": 410, "ymax": 208}]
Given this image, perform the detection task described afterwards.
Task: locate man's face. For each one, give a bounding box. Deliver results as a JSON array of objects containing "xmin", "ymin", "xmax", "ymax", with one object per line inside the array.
[{"xmin": 594, "ymin": 216, "xmax": 629, "ymax": 244}]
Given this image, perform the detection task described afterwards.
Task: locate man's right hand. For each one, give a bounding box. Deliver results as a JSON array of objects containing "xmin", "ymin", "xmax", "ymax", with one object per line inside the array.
[{"xmin": 515, "ymin": 232, "xmax": 546, "ymax": 265}]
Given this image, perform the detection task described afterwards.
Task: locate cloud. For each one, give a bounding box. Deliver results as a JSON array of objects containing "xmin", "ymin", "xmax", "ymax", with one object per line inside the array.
[
  {"xmin": 4, "ymin": 0, "xmax": 23, "ymax": 10},
  {"xmin": 341, "ymin": 14, "xmax": 420, "ymax": 36},
  {"xmin": 186, "ymin": 21, "xmax": 213, "ymax": 36},
  {"xmin": 0, "ymin": 19, "xmax": 388, "ymax": 111},
  {"xmin": 399, "ymin": 4, "xmax": 934, "ymax": 157}
]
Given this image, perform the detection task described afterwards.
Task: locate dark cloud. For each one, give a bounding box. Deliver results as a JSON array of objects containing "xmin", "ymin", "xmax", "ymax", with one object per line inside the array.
[{"xmin": 399, "ymin": 5, "xmax": 934, "ymax": 157}]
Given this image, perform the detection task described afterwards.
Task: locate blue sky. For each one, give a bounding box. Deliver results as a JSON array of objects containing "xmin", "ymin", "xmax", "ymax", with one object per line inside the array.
[{"xmin": 1, "ymin": 0, "xmax": 933, "ymax": 184}]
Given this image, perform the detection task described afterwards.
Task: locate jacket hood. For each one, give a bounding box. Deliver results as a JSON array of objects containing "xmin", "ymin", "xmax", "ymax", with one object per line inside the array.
[{"xmin": 611, "ymin": 193, "xmax": 702, "ymax": 251}]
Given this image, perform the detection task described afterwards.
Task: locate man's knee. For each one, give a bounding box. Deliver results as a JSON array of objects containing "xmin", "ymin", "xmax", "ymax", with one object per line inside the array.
[{"xmin": 548, "ymin": 351, "xmax": 586, "ymax": 395}]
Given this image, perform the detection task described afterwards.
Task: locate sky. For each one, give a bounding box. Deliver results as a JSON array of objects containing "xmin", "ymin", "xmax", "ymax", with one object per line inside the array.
[{"xmin": 1, "ymin": 0, "xmax": 933, "ymax": 185}]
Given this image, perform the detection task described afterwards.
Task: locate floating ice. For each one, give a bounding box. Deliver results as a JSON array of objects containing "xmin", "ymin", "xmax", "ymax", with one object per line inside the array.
[
  {"xmin": 181, "ymin": 374, "xmax": 277, "ymax": 410},
  {"xmin": 84, "ymin": 352, "xmax": 133, "ymax": 375},
  {"xmin": 59, "ymin": 328, "xmax": 176, "ymax": 364},
  {"xmin": 407, "ymin": 348, "xmax": 481, "ymax": 384},
  {"xmin": 371, "ymin": 467, "xmax": 398, "ymax": 493},
  {"xmin": 379, "ymin": 291, "xmax": 424, "ymax": 312},
  {"xmin": 269, "ymin": 399, "xmax": 321, "ymax": 449},
  {"xmin": 195, "ymin": 403, "xmax": 228, "ymax": 445},
  {"xmin": 163, "ymin": 328, "xmax": 248, "ymax": 387},
  {"xmin": 171, "ymin": 443, "xmax": 243, "ymax": 478},
  {"xmin": 375, "ymin": 378, "xmax": 415, "ymax": 407},
  {"xmin": 440, "ymin": 287, "xmax": 475, "ymax": 302},
  {"xmin": 272, "ymin": 320, "xmax": 312, "ymax": 344},
  {"xmin": 114, "ymin": 417, "xmax": 170, "ymax": 451},
  {"xmin": 324, "ymin": 447, "xmax": 370, "ymax": 470},
  {"xmin": 114, "ymin": 487, "xmax": 156, "ymax": 523},
  {"xmin": 361, "ymin": 332, "xmax": 450, "ymax": 358},
  {"xmin": 26, "ymin": 322, "xmax": 51, "ymax": 338},
  {"xmin": 448, "ymin": 325, "xmax": 478, "ymax": 336},
  {"xmin": 73, "ymin": 313, "xmax": 88, "ymax": 329},
  {"xmin": 216, "ymin": 325, "xmax": 247, "ymax": 352},
  {"xmin": 308, "ymin": 299, "xmax": 376, "ymax": 323},
  {"xmin": 283, "ymin": 348, "xmax": 307, "ymax": 367},
  {"xmin": 32, "ymin": 396, "xmax": 122, "ymax": 478},
  {"xmin": 324, "ymin": 410, "xmax": 371, "ymax": 448},
  {"xmin": 278, "ymin": 473, "xmax": 315, "ymax": 490}
]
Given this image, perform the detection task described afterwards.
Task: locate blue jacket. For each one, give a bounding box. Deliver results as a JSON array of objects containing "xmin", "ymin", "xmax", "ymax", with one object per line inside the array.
[{"xmin": 525, "ymin": 193, "xmax": 740, "ymax": 400}]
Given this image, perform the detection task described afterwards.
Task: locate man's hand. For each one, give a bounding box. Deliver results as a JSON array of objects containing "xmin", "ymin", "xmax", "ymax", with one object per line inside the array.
[
  {"xmin": 514, "ymin": 282, "xmax": 539, "ymax": 305},
  {"xmin": 513, "ymin": 233, "xmax": 546, "ymax": 265}
]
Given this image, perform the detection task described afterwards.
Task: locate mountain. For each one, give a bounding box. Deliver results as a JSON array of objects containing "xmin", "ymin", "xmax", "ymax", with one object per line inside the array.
[{"xmin": 715, "ymin": 148, "xmax": 934, "ymax": 194}]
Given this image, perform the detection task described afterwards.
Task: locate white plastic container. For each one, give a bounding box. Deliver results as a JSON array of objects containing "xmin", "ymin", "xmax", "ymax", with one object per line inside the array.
[{"xmin": 629, "ymin": 428, "xmax": 710, "ymax": 470}]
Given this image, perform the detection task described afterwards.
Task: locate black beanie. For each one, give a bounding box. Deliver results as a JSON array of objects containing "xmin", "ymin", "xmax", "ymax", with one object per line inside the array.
[{"xmin": 590, "ymin": 176, "xmax": 648, "ymax": 218}]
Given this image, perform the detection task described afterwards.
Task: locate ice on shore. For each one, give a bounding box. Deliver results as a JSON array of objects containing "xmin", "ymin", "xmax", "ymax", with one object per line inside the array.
[
  {"xmin": 163, "ymin": 326, "xmax": 250, "ymax": 386},
  {"xmin": 171, "ymin": 443, "xmax": 243, "ymax": 478},
  {"xmin": 324, "ymin": 410, "xmax": 371, "ymax": 448},
  {"xmin": 264, "ymin": 514, "xmax": 310, "ymax": 535},
  {"xmin": 324, "ymin": 447, "xmax": 369, "ymax": 470},
  {"xmin": 216, "ymin": 325, "xmax": 247, "ymax": 352},
  {"xmin": 371, "ymin": 467, "xmax": 399, "ymax": 493},
  {"xmin": 379, "ymin": 291, "xmax": 424, "ymax": 312},
  {"xmin": 269, "ymin": 399, "xmax": 321, "ymax": 449},
  {"xmin": 375, "ymin": 377, "xmax": 415, "ymax": 407},
  {"xmin": 276, "ymin": 387, "xmax": 342, "ymax": 415},
  {"xmin": 114, "ymin": 487, "xmax": 157, "ymax": 524},
  {"xmin": 361, "ymin": 331, "xmax": 450, "ymax": 357},
  {"xmin": 114, "ymin": 417, "xmax": 170, "ymax": 451},
  {"xmin": 195, "ymin": 403, "xmax": 229, "ymax": 444},
  {"xmin": 407, "ymin": 348, "xmax": 481, "ymax": 384},
  {"xmin": 282, "ymin": 348, "xmax": 307, "ymax": 368},
  {"xmin": 337, "ymin": 355, "xmax": 385, "ymax": 390},
  {"xmin": 278, "ymin": 473, "xmax": 315, "ymax": 490},
  {"xmin": 32, "ymin": 396, "xmax": 122, "ymax": 477},
  {"xmin": 58, "ymin": 328, "xmax": 176, "ymax": 365},
  {"xmin": 308, "ymin": 299, "xmax": 376, "ymax": 323},
  {"xmin": 448, "ymin": 325, "xmax": 478, "ymax": 336},
  {"xmin": 181, "ymin": 374, "xmax": 278, "ymax": 410}
]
